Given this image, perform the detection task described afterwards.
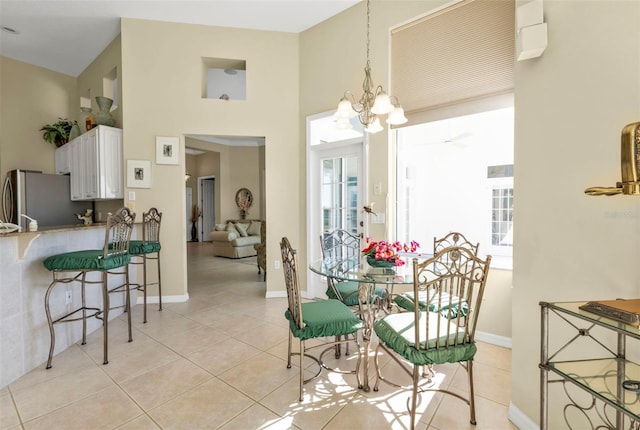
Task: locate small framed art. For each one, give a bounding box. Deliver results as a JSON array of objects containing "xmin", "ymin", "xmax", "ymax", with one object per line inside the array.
[
  {"xmin": 127, "ymin": 159, "xmax": 152, "ymax": 188},
  {"xmin": 156, "ymin": 136, "xmax": 179, "ymax": 165}
]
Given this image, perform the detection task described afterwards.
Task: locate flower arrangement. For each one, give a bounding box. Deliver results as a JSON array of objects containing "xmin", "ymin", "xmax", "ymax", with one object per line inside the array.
[{"xmin": 362, "ymin": 237, "xmax": 420, "ymax": 267}]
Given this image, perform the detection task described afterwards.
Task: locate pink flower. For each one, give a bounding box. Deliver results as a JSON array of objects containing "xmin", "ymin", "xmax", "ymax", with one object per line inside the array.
[{"xmin": 362, "ymin": 238, "xmax": 420, "ymax": 266}]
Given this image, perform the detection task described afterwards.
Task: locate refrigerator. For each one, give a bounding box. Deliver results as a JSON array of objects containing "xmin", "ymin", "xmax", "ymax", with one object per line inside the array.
[{"xmin": 2, "ymin": 169, "xmax": 92, "ymax": 231}]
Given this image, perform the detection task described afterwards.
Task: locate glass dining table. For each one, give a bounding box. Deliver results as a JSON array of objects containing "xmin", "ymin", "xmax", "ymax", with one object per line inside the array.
[{"xmin": 309, "ymin": 256, "xmax": 416, "ymax": 391}]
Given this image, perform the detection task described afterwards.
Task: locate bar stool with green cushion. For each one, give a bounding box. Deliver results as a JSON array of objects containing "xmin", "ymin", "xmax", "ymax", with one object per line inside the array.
[
  {"xmin": 43, "ymin": 207, "xmax": 136, "ymax": 369},
  {"xmin": 280, "ymin": 237, "xmax": 363, "ymax": 402},
  {"xmin": 124, "ymin": 207, "xmax": 162, "ymax": 324}
]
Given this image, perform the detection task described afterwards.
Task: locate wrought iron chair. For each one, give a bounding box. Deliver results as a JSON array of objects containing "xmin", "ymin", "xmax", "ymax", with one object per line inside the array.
[
  {"xmin": 120, "ymin": 207, "xmax": 163, "ymax": 324},
  {"xmin": 373, "ymin": 246, "xmax": 491, "ymax": 429},
  {"xmin": 43, "ymin": 207, "xmax": 136, "ymax": 368},
  {"xmin": 319, "ymin": 229, "xmax": 387, "ymax": 307},
  {"xmin": 394, "ymin": 232, "xmax": 479, "ymax": 313},
  {"xmin": 280, "ymin": 237, "xmax": 363, "ymax": 401}
]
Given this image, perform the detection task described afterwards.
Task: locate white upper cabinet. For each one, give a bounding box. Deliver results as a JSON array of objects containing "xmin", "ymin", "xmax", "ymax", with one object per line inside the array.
[
  {"xmin": 54, "ymin": 143, "xmax": 71, "ymax": 175},
  {"xmin": 69, "ymin": 125, "xmax": 123, "ymax": 201}
]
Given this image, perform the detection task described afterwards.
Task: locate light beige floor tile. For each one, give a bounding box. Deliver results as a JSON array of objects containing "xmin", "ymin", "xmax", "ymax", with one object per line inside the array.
[
  {"xmin": 218, "ymin": 403, "xmax": 299, "ymax": 430},
  {"xmin": 120, "ymin": 358, "xmax": 213, "ymax": 410},
  {"xmin": 426, "ymin": 392, "xmax": 517, "ymax": 430},
  {"xmin": 114, "ymin": 414, "xmax": 161, "ymax": 429},
  {"xmin": 159, "ymin": 325, "xmax": 228, "ymax": 355},
  {"xmin": 475, "ymin": 342, "xmax": 512, "ymax": 372},
  {"xmin": 218, "ymin": 352, "xmax": 298, "ymax": 400},
  {"xmin": 22, "ymin": 386, "xmax": 142, "ymax": 430},
  {"xmin": 8, "ymin": 344, "xmax": 95, "ymax": 392},
  {"xmin": 12, "ymin": 365, "xmax": 114, "ymax": 421},
  {"xmin": 448, "ymin": 361, "xmax": 511, "ymax": 406},
  {"xmin": 0, "ymin": 392, "xmax": 20, "ymax": 429},
  {"xmin": 147, "ymin": 378, "xmax": 253, "ymax": 429},
  {"xmin": 187, "ymin": 338, "xmax": 262, "ymax": 375},
  {"xmin": 231, "ymin": 321, "xmax": 289, "ymax": 351},
  {"xmin": 260, "ymin": 373, "xmax": 358, "ymax": 430}
]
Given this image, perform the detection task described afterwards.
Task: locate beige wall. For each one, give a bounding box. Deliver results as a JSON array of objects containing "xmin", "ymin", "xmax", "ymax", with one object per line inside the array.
[
  {"xmin": 0, "ymin": 57, "xmax": 76, "ymax": 182},
  {"xmin": 120, "ymin": 18, "xmax": 299, "ymax": 299},
  {"xmin": 513, "ymin": 0, "xmax": 640, "ymax": 426}
]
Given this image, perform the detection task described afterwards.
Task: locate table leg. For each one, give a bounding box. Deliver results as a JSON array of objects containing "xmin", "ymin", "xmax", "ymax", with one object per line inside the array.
[{"xmin": 358, "ymin": 282, "xmax": 380, "ymax": 392}]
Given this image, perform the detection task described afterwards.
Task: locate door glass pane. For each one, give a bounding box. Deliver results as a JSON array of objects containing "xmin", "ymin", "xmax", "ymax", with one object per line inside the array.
[{"xmin": 321, "ymin": 155, "xmax": 358, "ymax": 235}]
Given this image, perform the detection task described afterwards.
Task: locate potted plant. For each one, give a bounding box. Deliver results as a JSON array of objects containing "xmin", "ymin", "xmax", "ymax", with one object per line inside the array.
[{"xmin": 40, "ymin": 118, "xmax": 76, "ymax": 147}]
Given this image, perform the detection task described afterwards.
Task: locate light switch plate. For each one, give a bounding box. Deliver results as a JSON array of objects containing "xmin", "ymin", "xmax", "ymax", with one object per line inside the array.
[{"xmin": 128, "ymin": 191, "xmax": 136, "ymax": 201}]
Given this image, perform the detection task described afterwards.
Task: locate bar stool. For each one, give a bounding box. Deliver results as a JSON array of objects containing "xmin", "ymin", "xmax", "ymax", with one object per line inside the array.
[
  {"xmin": 43, "ymin": 207, "xmax": 135, "ymax": 368},
  {"xmin": 126, "ymin": 207, "xmax": 162, "ymax": 324}
]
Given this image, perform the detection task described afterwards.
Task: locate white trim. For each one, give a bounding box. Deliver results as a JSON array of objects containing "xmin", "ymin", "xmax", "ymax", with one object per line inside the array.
[
  {"xmin": 475, "ymin": 331, "xmax": 512, "ymax": 349},
  {"xmin": 508, "ymin": 402, "xmax": 539, "ymax": 430},
  {"xmin": 136, "ymin": 293, "xmax": 189, "ymax": 304}
]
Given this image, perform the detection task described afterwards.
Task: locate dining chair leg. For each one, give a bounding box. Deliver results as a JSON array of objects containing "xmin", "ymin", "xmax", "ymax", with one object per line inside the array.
[
  {"xmin": 468, "ymin": 360, "xmax": 477, "ymax": 425},
  {"xmin": 125, "ymin": 266, "xmax": 133, "ymax": 342},
  {"xmin": 286, "ymin": 331, "xmax": 292, "ymax": 369},
  {"xmin": 81, "ymin": 273, "xmax": 87, "ymax": 345},
  {"xmin": 410, "ymin": 365, "xmax": 420, "ymax": 430},
  {"xmin": 299, "ymin": 339, "xmax": 304, "ymax": 402}
]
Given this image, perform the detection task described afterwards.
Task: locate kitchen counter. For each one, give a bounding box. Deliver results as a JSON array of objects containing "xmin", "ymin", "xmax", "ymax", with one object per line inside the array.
[{"xmin": 0, "ymin": 222, "xmax": 136, "ymax": 388}]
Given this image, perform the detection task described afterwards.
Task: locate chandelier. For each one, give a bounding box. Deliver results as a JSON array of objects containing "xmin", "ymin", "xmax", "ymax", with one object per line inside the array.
[{"xmin": 334, "ymin": 0, "xmax": 407, "ymax": 134}]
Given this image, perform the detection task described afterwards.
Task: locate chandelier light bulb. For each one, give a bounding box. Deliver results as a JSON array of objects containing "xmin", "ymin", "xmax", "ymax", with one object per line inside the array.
[
  {"xmin": 336, "ymin": 97, "xmax": 357, "ymax": 119},
  {"xmin": 365, "ymin": 117, "xmax": 383, "ymax": 134},
  {"xmin": 387, "ymin": 106, "xmax": 408, "ymax": 125},
  {"xmin": 371, "ymin": 92, "xmax": 394, "ymax": 115},
  {"xmin": 335, "ymin": 117, "xmax": 354, "ymax": 130}
]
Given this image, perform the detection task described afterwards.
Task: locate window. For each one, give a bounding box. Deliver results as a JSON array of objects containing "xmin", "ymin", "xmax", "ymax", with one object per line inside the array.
[
  {"xmin": 202, "ymin": 58, "xmax": 246, "ymax": 100},
  {"xmin": 322, "ymin": 156, "xmax": 358, "ymax": 236},
  {"xmin": 396, "ymin": 106, "xmax": 514, "ymax": 268}
]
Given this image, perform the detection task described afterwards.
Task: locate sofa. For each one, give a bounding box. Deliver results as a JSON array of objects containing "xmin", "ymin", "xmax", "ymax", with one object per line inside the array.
[{"xmin": 210, "ymin": 219, "xmax": 263, "ymax": 259}]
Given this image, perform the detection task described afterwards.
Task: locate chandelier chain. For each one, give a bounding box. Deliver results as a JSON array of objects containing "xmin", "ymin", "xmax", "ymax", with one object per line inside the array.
[{"xmin": 366, "ymin": 0, "xmax": 370, "ymax": 65}]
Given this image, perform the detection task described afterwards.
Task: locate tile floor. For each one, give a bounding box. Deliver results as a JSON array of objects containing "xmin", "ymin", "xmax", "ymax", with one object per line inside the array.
[{"xmin": 0, "ymin": 242, "xmax": 516, "ymax": 429}]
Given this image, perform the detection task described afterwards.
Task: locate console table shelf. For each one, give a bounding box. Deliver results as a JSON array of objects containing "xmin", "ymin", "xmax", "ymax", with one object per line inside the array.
[{"xmin": 540, "ymin": 301, "xmax": 640, "ymax": 429}]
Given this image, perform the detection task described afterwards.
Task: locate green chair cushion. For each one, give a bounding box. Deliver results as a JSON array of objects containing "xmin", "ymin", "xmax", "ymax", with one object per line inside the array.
[
  {"xmin": 129, "ymin": 240, "xmax": 161, "ymax": 255},
  {"xmin": 327, "ymin": 281, "xmax": 388, "ymax": 306},
  {"xmin": 44, "ymin": 250, "xmax": 131, "ymax": 271},
  {"xmin": 374, "ymin": 311, "xmax": 476, "ymax": 366},
  {"xmin": 285, "ymin": 299, "xmax": 363, "ymax": 341},
  {"xmin": 394, "ymin": 291, "xmax": 469, "ymax": 318}
]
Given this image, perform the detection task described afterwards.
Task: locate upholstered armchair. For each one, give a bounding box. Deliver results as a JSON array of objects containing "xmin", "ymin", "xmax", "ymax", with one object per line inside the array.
[{"xmin": 254, "ymin": 220, "xmax": 266, "ymax": 281}]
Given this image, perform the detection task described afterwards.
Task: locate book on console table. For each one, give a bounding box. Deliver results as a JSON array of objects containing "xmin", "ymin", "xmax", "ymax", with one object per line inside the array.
[{"xmin": 579, "ymin": 298, "xmax": 640, "ymax": 328}]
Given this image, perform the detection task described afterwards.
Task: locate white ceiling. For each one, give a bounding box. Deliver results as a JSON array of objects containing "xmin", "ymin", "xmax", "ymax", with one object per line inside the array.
[{"xmin": 0, "ymin": 0, "xmax": 360, "ymax": 77}]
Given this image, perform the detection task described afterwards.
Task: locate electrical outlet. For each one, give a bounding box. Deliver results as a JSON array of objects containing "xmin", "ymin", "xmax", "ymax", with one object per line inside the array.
[
  {"xmin": 274, "ymin": 260, "xmax": 280, "ymax": 269},
  {"xmin": 65, "ymin": 290, "xmax": 72, "ymax": 304}
]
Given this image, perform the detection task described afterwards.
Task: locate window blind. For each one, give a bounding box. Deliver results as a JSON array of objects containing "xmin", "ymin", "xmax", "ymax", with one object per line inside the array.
[{"xmin": 391, "ymin": 0, "xmax": 515, "ymax": 126}]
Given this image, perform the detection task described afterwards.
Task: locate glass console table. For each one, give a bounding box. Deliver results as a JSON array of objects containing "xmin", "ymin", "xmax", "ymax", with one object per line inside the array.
[{"xmin": 539, "ymin": 301, "xmax": 640, "ymax": 429}]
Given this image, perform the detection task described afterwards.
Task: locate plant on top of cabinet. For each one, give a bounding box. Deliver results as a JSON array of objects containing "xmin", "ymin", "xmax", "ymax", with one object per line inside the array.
[{"xmin": 40, "ymin": 118, "xmax": 78, "ymax": 147}]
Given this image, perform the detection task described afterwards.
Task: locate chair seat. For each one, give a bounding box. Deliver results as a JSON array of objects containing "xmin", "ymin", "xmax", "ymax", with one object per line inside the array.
[
  {"xmin": 394, "ymin": 291, "xmax": 469, "ymax": 318},
  {"xmin": 374, "ymin": 311, "xmax": 476, "ymax": 366},
  {"xmin": 327, "ymin": 280, "xmax": 387, "ymax": 306},
  {"xmin": 44, "ymin": 250, "xmax": 131, "ymax": 271},
  {"xmin": 128, "ymin": 240, "xmax": 161, "ymax": 255},
  {"xmin": 285, "ymin": 299, "xmax": 363, "ymax": 341}
]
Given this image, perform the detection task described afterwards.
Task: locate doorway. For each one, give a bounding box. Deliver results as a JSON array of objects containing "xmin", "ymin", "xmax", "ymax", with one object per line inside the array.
[
  {"xmin": 198, "ymin": 176, "xmax": 215, "ymax": 242},
  {"xmin": 307, "ymin": 111, "xmax": 366, "ymax": 298}
]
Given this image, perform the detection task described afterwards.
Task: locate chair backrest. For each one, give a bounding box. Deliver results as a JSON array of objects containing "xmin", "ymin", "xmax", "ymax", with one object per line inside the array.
[
  {"xmin": 433, "ymin": 232, "xmax": 479, "ymax": 256},
  {"xmin": 281, "ymin": 237, "xmax": 304, "ymax": 330},
  {"xmin": 320, "ymin": 229, "xmax": 361, "ymax": 273},
  {"xmin": 412, "ymin": 246, "xmax": 491, "ymax": 351},
  {"xmin": 142, "ymin": 207, "xmax": 162, "ymax": 243},
  {"xmin": 103, "ymin": 207, "xmax": 136, "ymax": 258}
]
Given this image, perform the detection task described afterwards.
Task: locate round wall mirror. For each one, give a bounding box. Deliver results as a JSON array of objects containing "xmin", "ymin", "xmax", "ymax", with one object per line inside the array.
[{"xmin": 235, "ymin": 188, "xmax": 253, "ymax": 209}]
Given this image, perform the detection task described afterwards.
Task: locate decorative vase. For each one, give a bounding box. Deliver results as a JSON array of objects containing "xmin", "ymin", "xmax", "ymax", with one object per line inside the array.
[
  {"xmin": 68, "ymin": 122, "xmax": 81, "ymax": 141},
  {"xmin": 366, "ymin": 256, "xmax": 397, "ymax": 268},
  {"xmin": 191, "ymin": 221, "xmax": 199, "ymax": 242},
  {"xmin": 240, "ymin": 209, "xmax": 247, "ymax": 220},
  {"xmin": 93, "ymin": 96, "xmax": 116, "ymax": 126}
]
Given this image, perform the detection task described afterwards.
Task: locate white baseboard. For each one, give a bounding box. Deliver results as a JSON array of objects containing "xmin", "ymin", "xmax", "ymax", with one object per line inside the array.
[
  {"xmin": 136, "ymin": 294, "xmax": 189, "ymax": 304},
  {"xmin": 508, "ymin": 402, "xmax": 539, "ymax": 430},
  {"xmin": 475, "ymin": 330, "xmax": 512, "ymax": 349}
]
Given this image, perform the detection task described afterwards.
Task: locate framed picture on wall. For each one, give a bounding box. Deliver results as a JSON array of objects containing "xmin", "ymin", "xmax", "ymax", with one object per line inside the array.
[
  {"xmin": 156, "ymin": 136, "xmax": 179, "ymax": 165},
  {"xmin": 127, "ymin": 159, "xmax": 152, "ymax": 188}
]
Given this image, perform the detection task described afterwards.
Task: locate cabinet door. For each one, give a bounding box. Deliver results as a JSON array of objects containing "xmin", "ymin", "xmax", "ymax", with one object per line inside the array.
[
  {"xmin": 82, "ymin": 129, "xmax": 99, "ymax": 199},
  {"xmin": 97, "ymin": 126, "xmax": 123, "ymax": 199},
  {"xmin": 69, "ymin": 139, "xmax": 84, "ymax": 200},
  {"xmin": 55, "ymin": 144, "xmax": 70, "ymax": 175}
]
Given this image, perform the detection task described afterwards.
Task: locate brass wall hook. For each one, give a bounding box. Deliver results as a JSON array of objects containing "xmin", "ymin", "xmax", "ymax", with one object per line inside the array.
[{"xmin": 585, "ymin": 122, "xmax": 640, "ymax": 196}]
